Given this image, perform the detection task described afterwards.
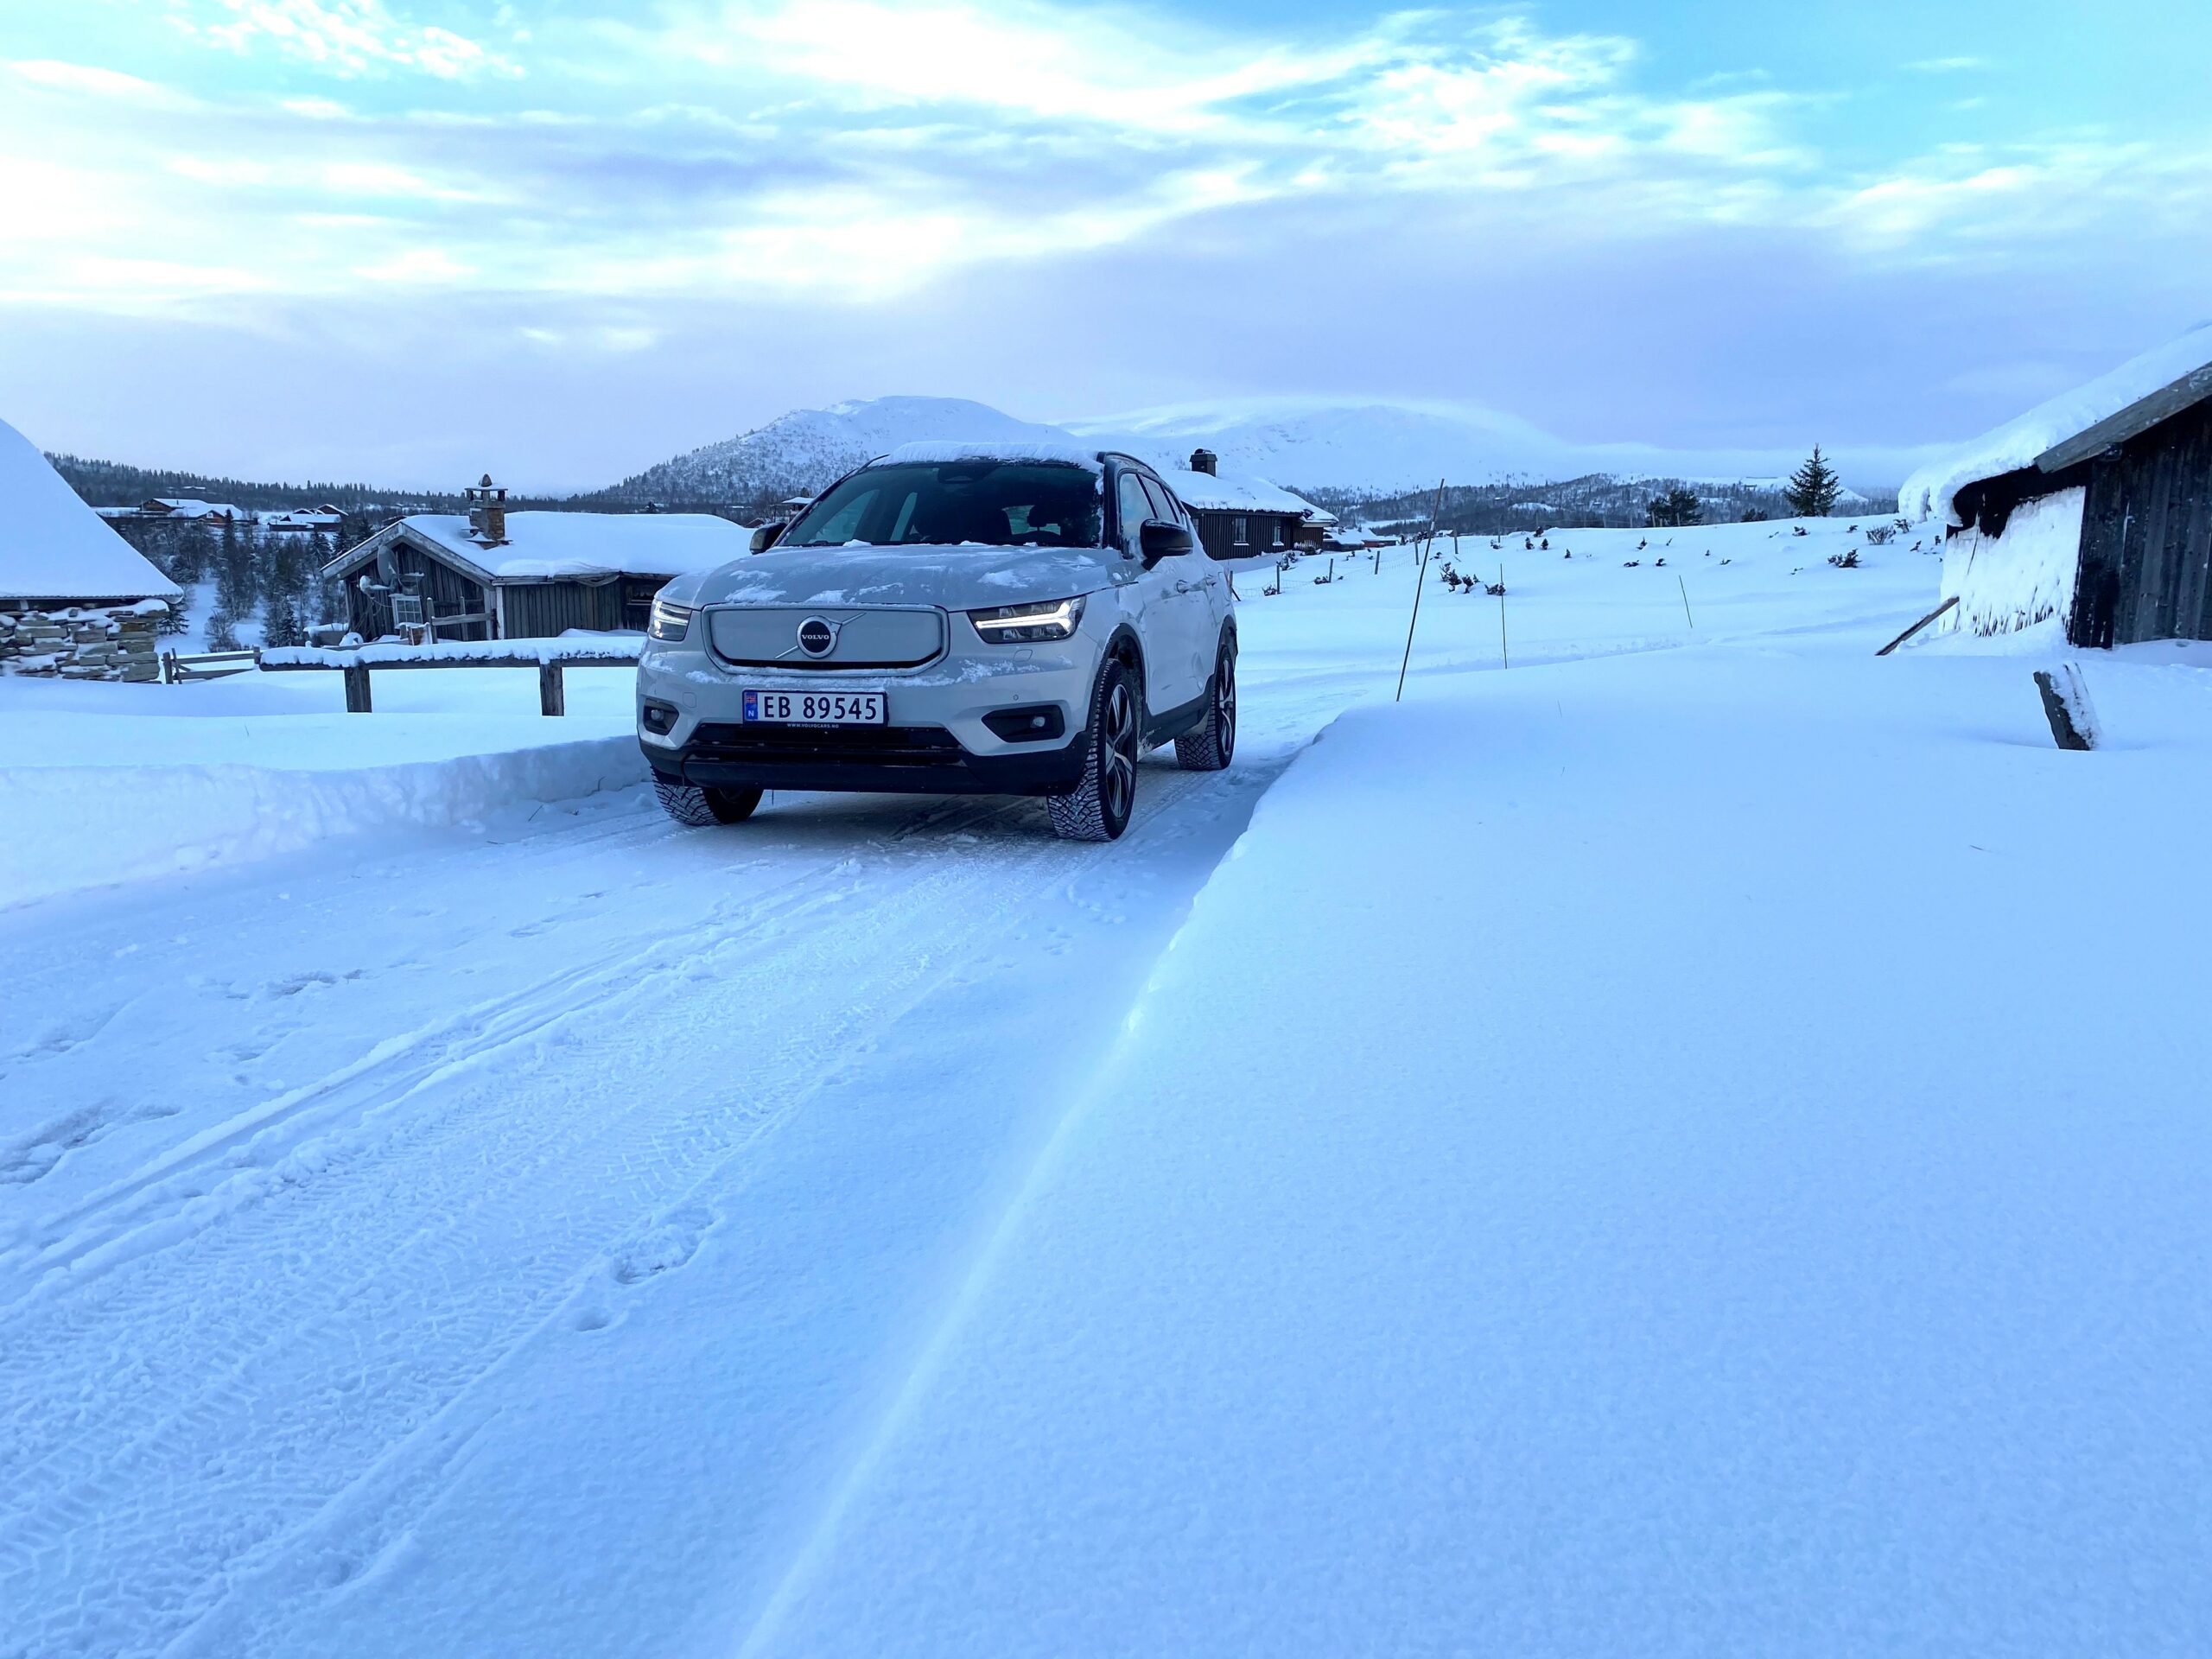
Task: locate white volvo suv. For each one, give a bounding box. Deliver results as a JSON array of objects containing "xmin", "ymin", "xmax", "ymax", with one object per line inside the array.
[{"xmin": 636, "ymin": 442, "xmax": 1236, "ymax": 841}]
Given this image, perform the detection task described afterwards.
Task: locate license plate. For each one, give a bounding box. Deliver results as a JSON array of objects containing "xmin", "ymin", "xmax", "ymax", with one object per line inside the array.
[{"xmin": 742, "ymin": 689, "xmax": 886, "ymax": 725}]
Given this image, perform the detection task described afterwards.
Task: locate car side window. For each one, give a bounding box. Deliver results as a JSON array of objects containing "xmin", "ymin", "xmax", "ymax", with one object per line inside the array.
[
  {"xmin": 1116, "ymin": 473, "xmax": 1154, "ymax": 554},
  {"xmin": 1139, "ymin": 476, "xmax": 1178, "ymax": 525}
]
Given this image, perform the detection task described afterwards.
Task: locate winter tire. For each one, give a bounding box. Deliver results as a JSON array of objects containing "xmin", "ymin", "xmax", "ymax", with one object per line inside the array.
[
  {"xmin": 1174, "ymin": 633, "xmax": 1236, "ymax": 772},
  {"xmin": 1049, "ymin": 658, "xmax": 1140, "ymax": 842},
  {"xmin": 654, "ymin": 779, "xmax": 764, "ymax": 827}
]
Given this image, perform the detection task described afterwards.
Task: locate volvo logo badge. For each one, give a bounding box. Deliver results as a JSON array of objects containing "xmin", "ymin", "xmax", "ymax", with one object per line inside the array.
[{"xmin": 796, "ymin": 616, "xmax": 837, "ymax": 658}]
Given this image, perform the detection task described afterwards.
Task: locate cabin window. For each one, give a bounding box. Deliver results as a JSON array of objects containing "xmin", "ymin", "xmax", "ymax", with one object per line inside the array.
[{"xmin": 1232, "ymin": 515, "xmax": 1249, "ymax": 546}]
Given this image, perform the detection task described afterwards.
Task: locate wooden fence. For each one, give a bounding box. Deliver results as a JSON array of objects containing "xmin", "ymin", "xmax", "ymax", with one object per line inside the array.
[{"xmin": 257, "ymin": 642, "xmax": 644, "ymax": 715}]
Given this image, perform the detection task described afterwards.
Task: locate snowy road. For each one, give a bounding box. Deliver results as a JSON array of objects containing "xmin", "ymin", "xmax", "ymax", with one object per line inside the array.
[{"xmin": 0, "ymin": 728, "xmax": 1310, "ymax": 1658}]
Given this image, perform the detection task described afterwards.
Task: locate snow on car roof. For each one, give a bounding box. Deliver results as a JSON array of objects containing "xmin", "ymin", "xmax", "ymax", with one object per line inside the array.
[
  {"xmin": 385, "ymin": 512, "xmax": 751, "ymax": 581},
  {"xmin": 1155, "ymin": 467, "xmax": 1328, "ymax": 522},
  {"xmin": 1901, "ymin": 323, "xmax": 2212, "ymax": 527},
  {"xmin": 880, "ymin": 441, "xmax": 1106, "ymax": 472},
  {"xmin": 0, "ymin": 414, "xmax": 181, "ymax": 602}
]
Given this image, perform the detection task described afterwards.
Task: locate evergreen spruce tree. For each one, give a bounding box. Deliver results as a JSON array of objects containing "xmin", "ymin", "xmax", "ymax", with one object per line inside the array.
[
  {"xmin": 1783, "ymin": 445, "xmax": 1842, "ymax": 518},
  {"xmin": 263, "ymin": 592, "xmax": 303, "ymax": 648},
  {"xmin": 1645, "ymin": 485, "xmax": 1704, "ymax": 528},
  {"xmin": 175, "ymin": 521, "xmax": 215, "ymax": 584}
]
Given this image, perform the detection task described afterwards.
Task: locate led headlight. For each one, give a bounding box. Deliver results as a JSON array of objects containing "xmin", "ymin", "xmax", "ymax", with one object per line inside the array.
[
  {"xmin": 647, "ymin": 597, "xmax": 694, "ymax": 642},
  {"xmin": 969, "ymin": 594, "xmax": 1085, "ymax": 644}
]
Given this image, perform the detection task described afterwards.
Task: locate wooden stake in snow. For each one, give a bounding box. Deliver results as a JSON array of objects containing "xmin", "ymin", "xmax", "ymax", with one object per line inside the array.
[
  {"xmin": 1678, "ymin": 574, "xmax": 1694, "ymax": 630},
  {"xmin": 1876, "ymin": 594, "xmax": 1959, "ymax": 657},
  {"xmin": 1395, "ymin": 479, "xmax": 1447, "ymax": 702},
  {"xmin": 2033, "ymin": 663, "xmax": 2101, "ymax": 751},
  {"xmin": 1497, "ymin": 564, "xmax": 1509, "ymax": 669}
]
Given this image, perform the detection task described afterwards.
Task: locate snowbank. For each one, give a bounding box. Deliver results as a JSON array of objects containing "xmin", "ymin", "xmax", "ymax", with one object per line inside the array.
[
  {"xmin": 0, "ymin": 415, "xmax": 181, "ymax": 602},
  {"xmin": 1900, "ymin": 324, "xmax": 2212, "ymax": 526},
  {"xmin": 0, "ymin": 664, "xmax": 649, "ymax": 906},
  {"xmin": 747, "ymin": 648, "xmax": 2212, "ymax": 1656},
  {"xmin": 0, "ymin": 737, "xmax": 645, "ymax": 908}
]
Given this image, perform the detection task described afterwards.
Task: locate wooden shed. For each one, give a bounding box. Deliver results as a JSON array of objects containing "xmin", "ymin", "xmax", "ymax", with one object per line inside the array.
[
  {"xmin": 1905, "ymin": 330, "xmax": 2212, "ymax": 646},
  {"xmin": 1159, "ymin": 449, "xmax": 1329, "ymax": 561},
  {"xmin": 323, "ymin": 482, "xmax": 749, "ymax": 642}
]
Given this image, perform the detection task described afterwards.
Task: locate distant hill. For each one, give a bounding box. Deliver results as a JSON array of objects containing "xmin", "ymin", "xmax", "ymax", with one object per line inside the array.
[
  {"xmin": 1324, "ymin": 474, "xmax": 1882, "ymax": 537},
  {"xmin": 48, "ymin": 394, "xmax": 1898, "ymax": 531},
  {"xmin": 44, "ymin": 454, "xmax": 474, "ymax": 514},
  {"xmin": 593, "ymin": 395, "xmax": 1901, "ymax": 512},
  {"xmin": 579, "ymin": 397, "xmax": 1077, "ymax": 512}
]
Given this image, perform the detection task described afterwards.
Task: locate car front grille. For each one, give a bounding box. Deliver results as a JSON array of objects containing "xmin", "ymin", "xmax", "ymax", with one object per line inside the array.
[
  {"xmin": 705, "ymin": 606, "xmax": 946, "ymax": 669},
  {"xmin": 688, "ymin": 721, "xmax": 967, "ymax": 767}
]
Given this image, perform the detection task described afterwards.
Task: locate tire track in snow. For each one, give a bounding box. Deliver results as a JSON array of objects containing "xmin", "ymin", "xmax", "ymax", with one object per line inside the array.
[{"xmin": 0, "ymin": 766, "xmax": 1224, "ymax": 1659}]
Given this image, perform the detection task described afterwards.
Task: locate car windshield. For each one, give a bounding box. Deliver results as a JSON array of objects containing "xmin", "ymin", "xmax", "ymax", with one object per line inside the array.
[{"xmin": 780, "ymin": 461, "xmax": 1103, "ymax": 550}]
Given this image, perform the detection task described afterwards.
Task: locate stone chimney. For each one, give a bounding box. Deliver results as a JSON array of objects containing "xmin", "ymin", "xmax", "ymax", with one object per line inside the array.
[
  {"xmin": 1189, "ymin": 448, "xmax": 1218, "ymax": 476},
  {"xmin": 466, "ymin": 472, "xmax": 509, "ymax": 544}
]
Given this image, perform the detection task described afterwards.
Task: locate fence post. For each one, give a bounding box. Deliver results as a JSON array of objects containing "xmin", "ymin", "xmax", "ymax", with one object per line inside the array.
[
  {"xmin": 538, "ymin": 661, "xmax": 565, "ymax": 716},
  {"xmin": 342, "ymin": 660, "xmax": 372, "ymax": 714}
]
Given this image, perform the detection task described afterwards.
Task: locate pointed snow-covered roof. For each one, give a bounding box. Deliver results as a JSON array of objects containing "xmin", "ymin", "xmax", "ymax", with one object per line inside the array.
[
  {"xmin": 1901, "ymin": 325, "xmax": 2212, "ymax": 527},
  {"xmin": 0, "ymin": 416, "xmax": 181, "ymax": 604}
]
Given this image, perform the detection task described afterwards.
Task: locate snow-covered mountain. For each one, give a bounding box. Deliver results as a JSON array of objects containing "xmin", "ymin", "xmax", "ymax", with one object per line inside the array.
[
  {"xmin": 599, "ymin": 397, "xmax": 1075, "ymax": 505},
  {"xmin": 595, "ymin": 394, "xmax": 1906, "ymax": 505}
]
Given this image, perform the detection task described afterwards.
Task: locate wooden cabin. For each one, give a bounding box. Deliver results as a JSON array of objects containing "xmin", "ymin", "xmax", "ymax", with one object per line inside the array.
[
  {"xmin": 1910, "ymin": 333, "xmax": 2212, "ymax": 645},
  {"xmin": 322, "ymin": 476, "xmax": 749, "ymax": 642},
  {"xmin": 1159, "ymin": 449, "xmax": 1329, "ymax": 561}
]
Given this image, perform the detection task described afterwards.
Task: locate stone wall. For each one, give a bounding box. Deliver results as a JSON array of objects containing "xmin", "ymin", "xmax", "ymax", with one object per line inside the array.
[{"xmin": 0, "ymin": 601, "xmax": 168, "ymax": 682}]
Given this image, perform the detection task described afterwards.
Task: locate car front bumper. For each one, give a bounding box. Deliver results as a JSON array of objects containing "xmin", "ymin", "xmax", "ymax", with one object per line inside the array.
[{"xmin": 635, "ymin": 607, "xmax": 1099, "ymax": 798}]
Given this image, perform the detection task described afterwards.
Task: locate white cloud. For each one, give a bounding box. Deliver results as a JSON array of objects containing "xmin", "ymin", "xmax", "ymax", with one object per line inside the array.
[
  {"xmin": 8, "ymin": 59, "xmax": 202, "ymax": 110},
  {"xmin": 181, "ymin": 0, "xmax": 520, "ymax": 80},
  {"xmin": 4, "ymin": 0, "xmax": 2204, "ymax": 327}
]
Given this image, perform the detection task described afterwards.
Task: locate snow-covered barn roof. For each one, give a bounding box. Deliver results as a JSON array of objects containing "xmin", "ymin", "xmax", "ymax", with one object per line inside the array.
[
  {"xmin": 0, "ymin": 416, "xmax": 182, "ymax": 604},
  {"xmin": 1901, "ymin": 325, "xmax": 2212, "ymax": 527},
  {"xmin": 327, "ymin": 512, "xmax": 749, "ymax": 584},
  {"xmin": 1157, "ymin": 467, "xmax": 1329, "ymax": 524}
]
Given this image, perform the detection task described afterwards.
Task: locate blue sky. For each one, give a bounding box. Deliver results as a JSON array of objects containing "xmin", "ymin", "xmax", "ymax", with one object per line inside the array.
[{"xmin": 1, "ymin": 0, "xmax": 2204, "ymax": 489}]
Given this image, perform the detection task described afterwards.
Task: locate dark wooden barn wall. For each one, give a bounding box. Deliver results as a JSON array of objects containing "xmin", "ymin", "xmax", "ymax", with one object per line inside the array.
[
  {"xmin": 2070, "ymin": 397, "xmax": 2212, "ymax": 647},
  {"xmin": 502, "ymin": 575, "xmax": 667, "ymax": 638},
  {"xmin": 1190, "ymin": 508, "xmax": 1300, "ymax": 562},
  {"xmin": 342, "ymin": 540, "xmax": 490, "ymax": 641}
]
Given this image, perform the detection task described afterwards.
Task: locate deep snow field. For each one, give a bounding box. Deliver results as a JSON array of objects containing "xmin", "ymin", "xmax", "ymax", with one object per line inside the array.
[{"xmin": 4, "ymin": 515, "xmax": 2209, "ymax": 1656}]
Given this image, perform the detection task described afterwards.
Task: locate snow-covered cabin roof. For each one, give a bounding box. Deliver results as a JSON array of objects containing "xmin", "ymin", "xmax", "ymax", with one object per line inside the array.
[
  {"xmin": 1157, "ymin": 467, "xmax": 1329, "ymax": 524},
  {"xmin": 148, "ymin": 498, "xmax": 251, "ymax": 522},
  {"xmin": 264, "ymin": 508, "xmax": 344, "ymax": 531},
  {"xmin": 0, "ymin": 416, "xmax": 181, "ymax": 604},
  {"xmin": 881, "ymin": 440, "xmax": 1106, "ymax": 472},
  {"xmin": 327, "ymin": 511, "xmax": 749, "ymax": 583},
  {"xmin": 1901, "ymin": 325, "xmax": 2212, "ymax": 527}
]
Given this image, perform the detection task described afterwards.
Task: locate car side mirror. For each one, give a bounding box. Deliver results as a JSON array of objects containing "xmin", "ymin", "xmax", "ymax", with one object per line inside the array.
[
  {"xmin": 750, "ymin": 521, "xmax": 787, "ymax": 554},
  {"xmin": 1140, "ymin": 520, "xmax": 1194, "ymax": 565}
]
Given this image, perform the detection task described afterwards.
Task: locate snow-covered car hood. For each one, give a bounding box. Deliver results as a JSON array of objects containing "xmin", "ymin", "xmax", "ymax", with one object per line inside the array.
[{"xmin": 670, "ymin": 543, "xmax": 1125, "ymax": 612}]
